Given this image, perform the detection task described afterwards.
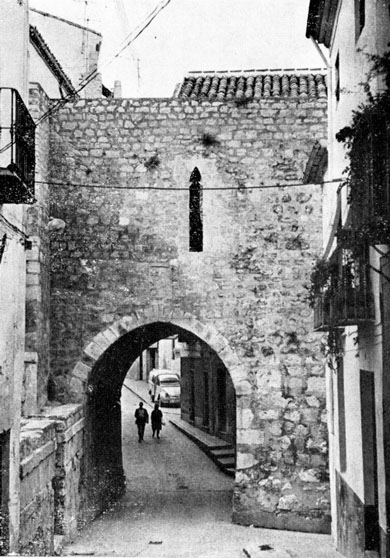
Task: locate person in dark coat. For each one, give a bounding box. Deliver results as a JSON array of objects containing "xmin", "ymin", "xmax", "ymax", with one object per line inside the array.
[
  {"xmin": 134, "ymin": 402, "xmax": 149, "ymax": 442},
  {"xmin": 151, "ymin": 403, "xmax": 163, "ymax": 439}
]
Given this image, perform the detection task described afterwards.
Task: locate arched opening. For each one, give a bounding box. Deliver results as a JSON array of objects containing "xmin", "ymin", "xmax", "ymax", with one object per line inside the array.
[{"xmin": 81, "ymin": 320, "xmax": 240, "ymax": 518}]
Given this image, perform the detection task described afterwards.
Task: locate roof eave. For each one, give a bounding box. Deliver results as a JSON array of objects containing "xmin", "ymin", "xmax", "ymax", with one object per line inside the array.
[
  {"xmin": 29, "ymin": 25, "xmax": 77, "ymax": 98},
  {"xmin": 306, "ymin": 0, "xmax": 340, "ymax": 48}
]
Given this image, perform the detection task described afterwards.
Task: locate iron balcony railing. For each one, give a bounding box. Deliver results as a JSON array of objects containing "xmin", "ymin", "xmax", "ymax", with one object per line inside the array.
[
  {"xmin": 313, "ymin": 246, "xmax": 375, "ymax": 331},
  {"xmin": 0, "ymin": 88, "xmax": 35, "ymax": 203}
]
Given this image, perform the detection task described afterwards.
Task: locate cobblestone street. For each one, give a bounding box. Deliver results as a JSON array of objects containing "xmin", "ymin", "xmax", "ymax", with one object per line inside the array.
[{"xmin": 62, "ymin": 386, "xmax": 341, "ymax": 558}]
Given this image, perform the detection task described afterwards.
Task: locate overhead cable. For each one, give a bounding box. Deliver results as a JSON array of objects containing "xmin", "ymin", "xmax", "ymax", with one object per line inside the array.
[
  {"xmin": 0, "ymin": 0, "xmax": 173, "ymax": 155},
  {"xmin": 35, "ymin": 178, "xmax": 342, "ymax": 191}
]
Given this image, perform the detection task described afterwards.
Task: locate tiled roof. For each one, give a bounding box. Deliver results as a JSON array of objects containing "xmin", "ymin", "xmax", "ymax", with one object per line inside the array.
[{"xmin": 176, "ymin": 71, "xmax": 327, "ymax": 101}]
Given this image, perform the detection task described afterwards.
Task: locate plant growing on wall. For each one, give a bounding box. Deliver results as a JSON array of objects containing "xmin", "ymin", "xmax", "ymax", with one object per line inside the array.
[
  {"xmin": 200, "ymin": 132, "xmax": 220, "ymax": 148},
  {"xmin": 336, "ymin": 50, "xmax": 390, "ymax": 260},
  {"xmin": 307, "ymin": 255, "xmax": 338, "ymax": 308},
  {"xmin": 144, "ymin": 154, "xmax": 161, "ymax": 171}
]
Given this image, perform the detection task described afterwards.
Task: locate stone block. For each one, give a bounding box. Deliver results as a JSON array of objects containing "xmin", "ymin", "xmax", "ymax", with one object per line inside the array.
[
  {"xmin": 83, "ymin": 341, "xmax": 104, "ymax": 362},
  {"xmin": 236, "ymin": 452, "xmax": 258, "ymax": 469},
  {"xmin": 238, "ymin": 429, "xmax": 265, "ymax": 445},
  {"xmin": 307, "ymin": 376, "xmax": 326, "ymax": 396},
  {"xmin": 237, "ymin": 408, "xmax": 254, "ymax": 429},
  {"xmin": 69, "ymin": 377, "xmax": 85, "ymax": 402},
  {"xmin": 72, "ymin": 362, "xmax": 92, "ymax": 382},
  {"xmin": 277, "ymin": 493, "xmax": 299, "ymax": 510}
]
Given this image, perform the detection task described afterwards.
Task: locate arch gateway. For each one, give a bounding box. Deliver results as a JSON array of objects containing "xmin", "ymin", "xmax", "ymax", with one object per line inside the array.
[{"xmin": 20, "ymin": 77, "xmax": 329, "ymax": 549}]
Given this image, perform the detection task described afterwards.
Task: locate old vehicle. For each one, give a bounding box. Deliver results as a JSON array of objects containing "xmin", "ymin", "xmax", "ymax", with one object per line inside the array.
[{"xmin": 148, "ymin": 369, "xmax": 180, "ymax": 406}]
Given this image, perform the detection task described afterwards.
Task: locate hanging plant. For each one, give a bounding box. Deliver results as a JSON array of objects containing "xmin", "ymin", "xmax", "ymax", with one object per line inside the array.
[
  {"xmin": 336, "ymin": 50, "xmax": 390, "ymax": 251},
  {"xmin": 307, "ymin": 256, "xmax": 338, "ymax": 307}
]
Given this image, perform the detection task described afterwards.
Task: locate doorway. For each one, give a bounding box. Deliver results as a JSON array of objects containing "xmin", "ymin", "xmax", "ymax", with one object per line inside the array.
[{"xmin": 360, "ymin": 369, "xmax": 379, "ymax": 552}]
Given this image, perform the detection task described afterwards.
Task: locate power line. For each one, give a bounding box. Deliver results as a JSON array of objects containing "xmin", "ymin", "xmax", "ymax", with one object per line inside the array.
[
  {"xmin": 36, "ymin": 0, "xmax": 173, "ymax": 127},
  {"xmin": 35, "ymin": 177, "xmax": 342, "ymax": 191},
  {"xmin": 0, "ymin": 0, "xmax": 173, "ymax": 155}
]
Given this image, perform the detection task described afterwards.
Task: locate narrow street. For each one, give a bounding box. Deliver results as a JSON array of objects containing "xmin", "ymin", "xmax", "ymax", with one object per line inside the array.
[{"xmin": 62, "ymin": 386, "xmax": 342, "ymax": 558}]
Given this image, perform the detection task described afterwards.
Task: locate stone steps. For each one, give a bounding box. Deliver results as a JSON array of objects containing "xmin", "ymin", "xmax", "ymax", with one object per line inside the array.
[{"xmin": 169, "ymin": 418, "xmax": 235, "ymax": 477}]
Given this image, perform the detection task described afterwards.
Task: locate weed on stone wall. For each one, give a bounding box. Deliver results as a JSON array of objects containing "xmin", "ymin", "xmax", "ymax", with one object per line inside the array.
[
  {"xmin": 200, "ymin": 132, "xmax": 220, "ymax": 148},
  {"xmin": 144, "ymin": 154, "xmax": 161, "ymax": 171}
]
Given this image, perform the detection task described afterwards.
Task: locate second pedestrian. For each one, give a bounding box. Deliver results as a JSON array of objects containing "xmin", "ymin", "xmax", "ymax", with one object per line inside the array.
[{"xmin": 151, "ymin": 403, "xmax": 163, "ymax": 439}]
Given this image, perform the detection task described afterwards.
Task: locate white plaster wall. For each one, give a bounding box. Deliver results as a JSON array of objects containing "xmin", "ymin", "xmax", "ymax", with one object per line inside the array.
[
  {"xmin": 0, "ymin": 0, "xmax": 29, "ymax": 101},
  {"xmin": 326, "ymin": 366, "xmax": 337, "ymax": 537},
  {"xmin": 0, "ymin": 207, "xmax": 26, "ymax": 551},
  {"xmin": 323, "ymin": 0, "xmax": 390, "ymax": 542},
  {"xmin": 29, "ymin": 46, "xmax": 63, "ymax": 99},
  {"xmin": 157, "ymin": 338, "xmax": 174, "ymax": 369},
  {"xmin": 0, "ymin": 1, "xmax": 30, "ymax": 552},
  {"xmin": 341, "ymin": 328, "xmax": 364, "ymax": 497}
]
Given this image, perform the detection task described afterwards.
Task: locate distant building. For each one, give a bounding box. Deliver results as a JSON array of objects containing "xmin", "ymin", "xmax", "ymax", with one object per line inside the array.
[
  {"xmin": 29, "ymin": 8, "xmax": 102, "ymax": 98},
  {"xmin": 128, "ymin": 336, "xmax": 181, "ymax": 381}
]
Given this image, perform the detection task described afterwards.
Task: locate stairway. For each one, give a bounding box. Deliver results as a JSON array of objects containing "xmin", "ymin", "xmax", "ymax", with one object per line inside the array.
[
  {"xmin": 208, "ymin": 446, "xmax": 235, "ymax": 476},
  {"xmin": 169, "ymin": 417, "xmax": 236, "ymax": 477}
]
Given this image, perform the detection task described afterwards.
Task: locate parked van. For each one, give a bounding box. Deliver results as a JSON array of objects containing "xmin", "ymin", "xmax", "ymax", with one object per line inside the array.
[{"xmin": 148, "ymin": 369, "xmax": 180, "ymax": 407}]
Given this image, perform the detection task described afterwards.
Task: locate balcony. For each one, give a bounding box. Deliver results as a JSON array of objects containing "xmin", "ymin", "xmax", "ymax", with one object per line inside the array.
[
  {"xmin": 313, "ymin": 247, "xmax": 375, "ymax": 331},
  {"xmin": 0, "ymin": 88, "xmax": 35, "ymax": 204}
]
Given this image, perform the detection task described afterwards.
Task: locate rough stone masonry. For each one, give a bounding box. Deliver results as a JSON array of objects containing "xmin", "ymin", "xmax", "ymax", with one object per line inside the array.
[{"xmin": 47, "ymin": 80, "xmax": 329, "ymax": 532}]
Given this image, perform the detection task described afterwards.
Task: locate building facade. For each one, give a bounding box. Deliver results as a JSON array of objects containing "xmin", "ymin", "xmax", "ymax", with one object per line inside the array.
[
  {"xmin": 306, "ymin": 1, "xmax": 390, "ymax": 556},
  {"xmin": 0, "ymin": 1, "xmax": 33, "ymax": 553}
]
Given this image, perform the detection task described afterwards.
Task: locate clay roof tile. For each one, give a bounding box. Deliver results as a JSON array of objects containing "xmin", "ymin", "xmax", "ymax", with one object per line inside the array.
[{"xmin": 175, "ymin": 71, "xmax": 327, "ymax": 101}]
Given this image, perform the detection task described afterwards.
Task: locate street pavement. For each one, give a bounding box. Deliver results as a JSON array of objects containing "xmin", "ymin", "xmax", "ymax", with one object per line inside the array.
[{"xmin": 62, "ymin": 381, "xmax": 342, "ymax": 558}]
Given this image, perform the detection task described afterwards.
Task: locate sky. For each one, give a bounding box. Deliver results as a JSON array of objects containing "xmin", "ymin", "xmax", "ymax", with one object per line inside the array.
[{"xmin": 29, "ymin": 0, "xmax": 324, "ymax": 98}]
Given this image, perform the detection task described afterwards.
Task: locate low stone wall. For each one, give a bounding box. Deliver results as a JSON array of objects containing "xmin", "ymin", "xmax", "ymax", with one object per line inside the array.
[
  {"xmin": 19, "ymin": 418, "xmax": 57, "ymax": 555},
  {"xmin": 19, "ymin": 404, "xmax": 85, "ymax": 555}
]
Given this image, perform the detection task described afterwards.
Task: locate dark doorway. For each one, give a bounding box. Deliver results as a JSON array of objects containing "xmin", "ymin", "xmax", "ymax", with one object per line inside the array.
[{"xmin": 360, "ymin": 370, "xmax": 379, "ymax": 552}]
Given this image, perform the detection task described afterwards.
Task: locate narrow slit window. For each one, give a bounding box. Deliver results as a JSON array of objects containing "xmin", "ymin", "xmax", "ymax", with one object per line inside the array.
[{"xmin": 189, "ymin": 167, "xmax": 203, "ymax": 252}]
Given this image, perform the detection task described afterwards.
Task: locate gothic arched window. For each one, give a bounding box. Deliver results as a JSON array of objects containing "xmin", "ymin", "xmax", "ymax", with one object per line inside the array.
[{"xmin": 189, "ymin": 167, "xmax": 203, "ymax": 252}]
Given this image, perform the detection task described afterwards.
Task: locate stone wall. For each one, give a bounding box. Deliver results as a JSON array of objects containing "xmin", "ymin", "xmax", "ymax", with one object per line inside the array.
[
  {"xmin": 48, "ymin": 95, "xmax": 329, "ymax": 531},
  {"xmin": 26, "ymin": 83, "xmax": 52, "ymax": 411},
  {"xmin": 19, "ymin": 404, "xmax": 85, "ymax": 555}
]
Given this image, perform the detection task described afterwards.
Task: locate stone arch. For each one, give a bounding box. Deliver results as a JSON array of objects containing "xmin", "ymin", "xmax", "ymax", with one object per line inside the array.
[
  {"xmin": 70, "ymin": 313, "xmax": 250, "ymax": 402},
  {"xmin": 73, "ymin": 313, "xmax": 247, "ymax": 520}
]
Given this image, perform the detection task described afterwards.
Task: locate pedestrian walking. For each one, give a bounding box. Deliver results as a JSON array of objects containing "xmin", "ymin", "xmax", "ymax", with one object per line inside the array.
[
  {"xmin": 134, "ymin": 402, "xmax": 149, "ymax": 442},
  {"xmin": 151, "ymin": 403, "xmax": 163, "ymax": 439}
]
